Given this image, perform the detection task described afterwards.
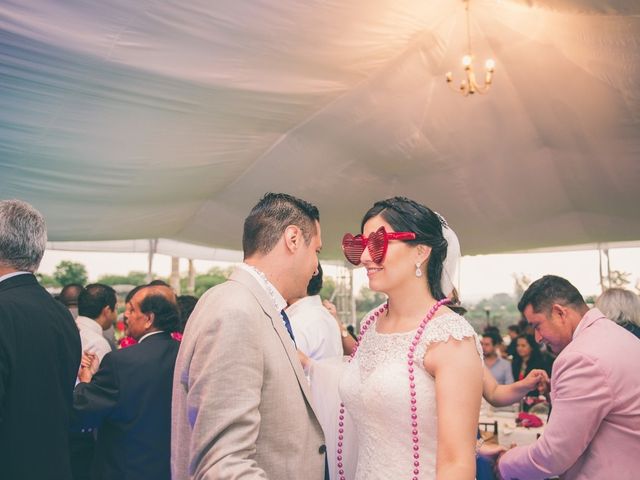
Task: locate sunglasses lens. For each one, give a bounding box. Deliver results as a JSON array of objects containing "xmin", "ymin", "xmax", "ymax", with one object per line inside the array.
[
  {"xmin": 367, "ymin": 227, "xmax": 387, "ymax": 264},
  {"xmin": 342, "ymin": 234, "xmax": 364, "ymax": 265}
]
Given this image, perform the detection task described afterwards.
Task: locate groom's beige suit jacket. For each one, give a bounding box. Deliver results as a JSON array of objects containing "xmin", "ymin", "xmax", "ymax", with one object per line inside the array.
[{"xmin": 171, "ymin": 267, "xmax": 326, "ymax": 479}]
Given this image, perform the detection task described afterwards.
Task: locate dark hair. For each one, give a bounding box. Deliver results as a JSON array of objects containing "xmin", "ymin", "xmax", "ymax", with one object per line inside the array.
[
  {"xmin": 149, "ymin": 279, "xmax": 170, "ymax": 287},
  {"xmin": 507, "ymin": 324, "xmax": 520, "ymax": 334},
  {"xmin": 512, "ymin": 334, "xmax": 546, "ymax": 380},
  {"xmin": 139, "ymin": 294, "xmax": 180, "ymax": 332},
  {"xmin": 482, "ymin": 332, "xmax": 501, "ymax": 346},
  {"xmin": 483, "ymin": 326, "xmax": 503, "ymax": 345},
  {"xmin": 125, "ymin": 285, "xmax": 147, "ymax": 304},
  {"xmin": 307, "ymin": 263, "xmax": 323, "ymax": 296},
  {"xmin": 177, "ymin": 295, "xmax": 198, "ymax": 333},
  {"xmin": 78, "ymin": 283, "xmax": 116, "ymax": 319},
  {"xmin": 361, "ymin": 197, "xmax": 448, "ymax": 301},
  {"xmin": 242, "ymin": 193, "xmax": 320, "ymax": 258},
  {"xmin": 59, "ymin": 283, "xmax": 84, "ymax": 307},
  {"xmin": 518, "ymin": 275, "xmax": 586, "ymax": 314}
]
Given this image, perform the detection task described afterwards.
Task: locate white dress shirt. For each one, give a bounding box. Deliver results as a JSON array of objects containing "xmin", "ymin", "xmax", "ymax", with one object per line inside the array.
[
  {"xmin": 76, "ymin": 315, "xmax": 112, "ymax": 365},
  {"xmin": 286, "ymin": 295, "xmax": 342, "ymax": 361}
]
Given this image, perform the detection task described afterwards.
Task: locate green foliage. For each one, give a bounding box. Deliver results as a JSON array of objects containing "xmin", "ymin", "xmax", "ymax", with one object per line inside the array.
[
  {"xmin": 355, "ymin": 286, "xmax": 387, "ymax": 321},
  {"xmin": 181, "ymin": 266, "xmax": 230, "ymax": 297},
  {"xmin": 36, "ymin": 272, "xmax": 59, "ymax": 287},
  {"xmin": 97, "ymin": 271, "xmax": 147, "ymax": 286},
  {"xmin": 53, "ymin": 260, "xmax": 88, "ymax": 286},
  {"xmin": 319, "ymin": 276, "xmax": 336, "ymax": 301},
  {"xmin": 463, "ymin": 292, "xmax": 520, "ymax": 333}
]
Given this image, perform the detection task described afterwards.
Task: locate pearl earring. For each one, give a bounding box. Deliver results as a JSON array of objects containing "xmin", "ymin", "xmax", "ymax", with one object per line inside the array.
[{"xmin": 415, "ymin": 262, "xmax": 423, "ymax": 278}]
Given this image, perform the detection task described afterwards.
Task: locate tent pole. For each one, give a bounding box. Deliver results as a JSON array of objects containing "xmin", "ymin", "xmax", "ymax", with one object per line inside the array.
[
  {"xmin": 188, "ymin": 259, "xmax": 196, "ymax": 294},
  {"xmin": 170, "ymin": 256, "xmax": 181, "ymax": 294}
]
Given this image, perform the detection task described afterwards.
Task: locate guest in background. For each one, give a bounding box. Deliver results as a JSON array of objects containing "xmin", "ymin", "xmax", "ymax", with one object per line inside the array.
[
  {"xmin": 59, "ymin": 283, "xmax": 84, "ymax": 319},
  {"xmin": 596, "ymin": 287, "xmax": 640, "ymax": 339},
  {"xmin": 73, "ymin": 285, "xmax": 180, "ymax": 480},
  {"xmin": 0, "ymin": 199, "xmax": 81, "ymax": 480},
  {"xmin": 484, "ymin": 325, "xmax": 507, "ymax": 358},
  {"xmin": 511, "ymin": 334, "xmax": 551, "ymax": 411},
  {"xmin": 505, "ymin": 324, "xmax": 520, "ymax": 358},
  {"xmin": 176, "ymin": 294, "xmax": 198, "ymax": 333},
  {"xmin": 76, "ymin": 284, "xmax": 117, "ymax": 365},
  {"xmin": 71, "ymin": 284, "xmax": 117, "ymax": 480},
  {"xmin": 287, "ymin": 263, "xmax": 342, "ymax": 361},
  {"xmin": 496, "ymin": 275, "xmax": 640, "ymax": 480},
  {"xmin": 482, "ymin": 333, "xmax": 513, "ymax": 385}
]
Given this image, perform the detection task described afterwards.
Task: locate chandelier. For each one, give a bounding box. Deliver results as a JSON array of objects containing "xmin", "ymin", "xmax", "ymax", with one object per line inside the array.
[{"xmin": 445, "ymin": 0, "xmax": 495, "ymax": 96}]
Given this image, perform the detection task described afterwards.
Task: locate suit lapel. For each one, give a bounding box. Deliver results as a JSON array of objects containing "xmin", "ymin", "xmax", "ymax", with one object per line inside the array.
[{"xmin": 229, "ymin": 267, "xmax": 314, "ymax": 403}]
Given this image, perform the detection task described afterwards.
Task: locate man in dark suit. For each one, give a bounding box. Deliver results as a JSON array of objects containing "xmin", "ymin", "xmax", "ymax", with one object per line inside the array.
[
  {"xmin": 0, "ymin": 199, "xmax": 82, "ymax": 480},
  {"xmin": 73, "ymin": 284, "xmax": 180, "ymax": 480}
]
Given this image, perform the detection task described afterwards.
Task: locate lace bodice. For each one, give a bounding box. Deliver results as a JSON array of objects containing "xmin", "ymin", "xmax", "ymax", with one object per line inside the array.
[{"xmin": 338, "ymin": 310, "xmax": 482, "ymax": 480}]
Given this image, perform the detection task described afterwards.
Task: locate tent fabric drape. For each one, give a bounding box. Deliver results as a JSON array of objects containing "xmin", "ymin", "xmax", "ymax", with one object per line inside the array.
[{"xmin": 1, "ymin": 0, "xmax": 639, "ymax": 257}]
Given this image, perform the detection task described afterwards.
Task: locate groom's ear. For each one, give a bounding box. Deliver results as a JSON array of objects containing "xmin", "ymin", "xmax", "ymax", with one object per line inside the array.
[{"xmin": 283, "ymin": 225, "xmax": 302, "ymax": 253}]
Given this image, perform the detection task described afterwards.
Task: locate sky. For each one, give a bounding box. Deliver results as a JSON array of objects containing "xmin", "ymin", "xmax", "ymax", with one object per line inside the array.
[{"xmin": 39, "ymin": 246, "xmax": 640, "ymax": 303}]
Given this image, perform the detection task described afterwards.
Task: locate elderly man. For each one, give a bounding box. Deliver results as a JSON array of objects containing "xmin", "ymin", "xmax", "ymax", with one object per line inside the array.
[
  {"xmin": 73, "ymin": 285, "xmax": 180, "ymax": 480},
  {"xmin": 0, "ymin": 199, "xmax": 81, "ymax": 480},
  {"xmin": 497, "ymin": 275, "xmax": 640, "ymax": 480},
  {"xmin": 172, "ymin": 193, "xmax": 326, "ymax": 480}
]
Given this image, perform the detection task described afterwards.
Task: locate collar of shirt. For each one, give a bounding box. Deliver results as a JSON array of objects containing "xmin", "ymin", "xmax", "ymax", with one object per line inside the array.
[
  {"xmin": 0, "ymin": 271, "xmax": 31, "ymax": 284},
  {"xmin": 238, "ymin": 263, "xmax": 287, "ymax": 313},
  {"xmin": 138, "ymin": 330, "xmax": 164, "ymax": 343},
  {"xmin": 76, "ymin": 315, "xmax": 104, "ymax": 336},
  {"xmin": 572, "ymin": 307, "xmax": 607, "ymax": 340}
]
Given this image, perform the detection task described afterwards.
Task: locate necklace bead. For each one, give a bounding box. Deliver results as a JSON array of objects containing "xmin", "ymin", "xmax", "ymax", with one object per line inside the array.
[{"xmin": 336, "ymin": 298, "xmax": 449, "ymax": 480}]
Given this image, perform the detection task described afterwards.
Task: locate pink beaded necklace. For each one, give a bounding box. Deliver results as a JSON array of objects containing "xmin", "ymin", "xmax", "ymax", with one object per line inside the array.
[{"xmin": 336, "ymin": 297, "xmax": 450, "ymax": 480}]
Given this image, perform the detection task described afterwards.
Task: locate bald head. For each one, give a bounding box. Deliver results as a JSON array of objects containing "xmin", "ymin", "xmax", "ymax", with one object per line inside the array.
[{"xmin": 125, "ymin": 285, "xmax": 179, "ymax": 339}]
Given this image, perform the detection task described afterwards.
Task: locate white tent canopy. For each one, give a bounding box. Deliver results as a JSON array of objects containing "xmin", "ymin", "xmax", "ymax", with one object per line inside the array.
[{"xmin": 1, "ymin": 0, "xmax": 639, "ymax": 258}]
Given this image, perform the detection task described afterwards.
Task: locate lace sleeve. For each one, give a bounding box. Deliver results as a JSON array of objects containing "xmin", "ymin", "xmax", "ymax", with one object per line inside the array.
[{"xmin": 417, "ymin": 312, "xmax": 483, "ymax": 363}]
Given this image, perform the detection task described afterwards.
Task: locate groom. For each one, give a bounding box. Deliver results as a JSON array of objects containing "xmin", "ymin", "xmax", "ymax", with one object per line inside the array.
[{"xmin": 171, "ymin": 193, "xmax": 326, "ymax": 479}]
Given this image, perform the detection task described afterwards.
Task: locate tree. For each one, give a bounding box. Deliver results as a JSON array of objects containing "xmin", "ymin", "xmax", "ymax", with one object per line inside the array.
[
  {"xmin": 36, "ymin": 272, "xmax": 59, "ymax": 287},
  {"xmin": 97, "ymin": 271, "xmax": 147, "ymax": 286},
  {"xmin": 355, "ymin": 286, "xmax": 387, "ymax": 320},
  {"xmin": 54, "ymin": 260, "xmax": 88, "ymax": 286},
  {"xmin": 513, "ymin": 273, "xmax": 532, "ymax": 299},
  {"xmin": 183, "ymin": 267, "xmax": 230, "ymax": 297},
  {"xmin": 609, "ymin": 270, "xmax": 631, "ymax": 289},
  {"xmin": 319, "ymin": 276, "xmax": 336, "ymax": 301}
]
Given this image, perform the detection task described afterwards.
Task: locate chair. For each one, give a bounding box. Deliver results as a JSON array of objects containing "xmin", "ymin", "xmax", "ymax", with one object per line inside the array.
[{"xmin": 478, "ymin": 420, "xmax": 498, "ymax": 436}]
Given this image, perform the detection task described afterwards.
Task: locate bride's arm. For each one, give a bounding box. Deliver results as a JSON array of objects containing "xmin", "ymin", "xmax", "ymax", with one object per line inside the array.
[
  {"xmin": 483, "ymin": 367, "xmax": 549, "ymax": 407},
  {"xmin": 425, "ymin": 337, "xmax": 483, "ymax": 480}
]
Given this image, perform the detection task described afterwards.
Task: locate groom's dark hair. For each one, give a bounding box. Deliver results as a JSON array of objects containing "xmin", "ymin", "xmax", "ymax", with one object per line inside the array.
[{"xmin": 243, "ymin": 193, "xmax": 320, "ymax": 258}]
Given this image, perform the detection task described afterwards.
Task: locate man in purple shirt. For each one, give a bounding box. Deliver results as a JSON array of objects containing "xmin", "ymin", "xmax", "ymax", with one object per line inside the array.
[{"xmin": 497, "ymin": 275, "xmax": 640, "ymax": 480}]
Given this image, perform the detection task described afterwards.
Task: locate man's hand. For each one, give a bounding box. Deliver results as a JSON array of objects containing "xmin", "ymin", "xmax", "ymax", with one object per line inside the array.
[
  {"xmin": 322, "ymin": 299, "xmax": 338, "ymax": 320},
  {"xmin": 77, "ymin": 351, "xmax": 99, "ymax": 383},
  {"xmin": 521, "ymin": 368, "xmax": 549, "ymax": 394}
]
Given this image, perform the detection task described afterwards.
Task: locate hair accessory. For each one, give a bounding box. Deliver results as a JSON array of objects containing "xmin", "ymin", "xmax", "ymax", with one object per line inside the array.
[
  {"xmin": 342, "ymin": 226, "xmax": 415, "ymax": 266},
  {"xmin": 415, "ymin": 262, "xmax": 422, "ymax": 278},
  {"xmin": 434, "ymin": 211, "xmax": 449, "ymax": 229}
]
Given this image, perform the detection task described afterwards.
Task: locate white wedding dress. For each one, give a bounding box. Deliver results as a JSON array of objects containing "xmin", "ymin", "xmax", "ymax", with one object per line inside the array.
[{"xmin": 335, "ymin": 310, "xmax": 482, "ymax": 480}]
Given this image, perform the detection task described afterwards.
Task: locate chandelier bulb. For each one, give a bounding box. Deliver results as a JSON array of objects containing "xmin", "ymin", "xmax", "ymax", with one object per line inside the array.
[
  {"xmin": 462, "ymin": 55, "xmax": 472, "ymax": 67},
  {"xmin": 485, "ymin": 58, "xmax": 495, "ymax": 72}
]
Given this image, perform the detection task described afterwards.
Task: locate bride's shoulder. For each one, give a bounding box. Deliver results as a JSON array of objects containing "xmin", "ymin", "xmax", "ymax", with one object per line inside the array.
[{"xmin": 423, "ymin": 310, "xmax": 481, "ymax": 348}]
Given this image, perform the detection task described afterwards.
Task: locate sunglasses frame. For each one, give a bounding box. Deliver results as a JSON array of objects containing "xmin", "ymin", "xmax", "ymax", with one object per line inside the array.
[{"xmin": 341, "ymin": 225, "xmax": 416, "ymax": 266}]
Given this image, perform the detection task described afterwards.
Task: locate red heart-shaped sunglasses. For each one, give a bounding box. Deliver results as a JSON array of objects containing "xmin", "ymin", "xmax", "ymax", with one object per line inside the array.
[{"xmin": 341, "ymin": 226, "xmax": 416, "ymax": 265}]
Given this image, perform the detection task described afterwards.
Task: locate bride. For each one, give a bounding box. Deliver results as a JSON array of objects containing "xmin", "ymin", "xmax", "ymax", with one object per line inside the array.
[{"xmin": 313, "ymin": 197, "xmax": 483, "ymax": 480}]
